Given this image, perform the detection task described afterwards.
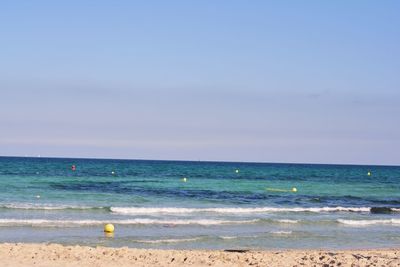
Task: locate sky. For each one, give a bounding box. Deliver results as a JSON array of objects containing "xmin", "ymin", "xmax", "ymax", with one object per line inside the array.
[{"xmin": 0, "ymin": 1, "xmax": 399, "ymax": 165}]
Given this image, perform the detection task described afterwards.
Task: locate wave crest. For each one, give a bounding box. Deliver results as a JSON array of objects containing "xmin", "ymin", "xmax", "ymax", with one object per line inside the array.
[
  {"xmin": 337, "ymin": 219, "xmax": 400, "ymax": 226},
  {"xmin": 277, "ymin": 219, "xmax": 298, "ymax": 224},
  {"xmin": 136, "ymin": 238, "xmax": 202, "ymax": 244},
  {"xmin": 0, "ymin": 218, "xmax": 258, "ymax": 227},
  {"xmin": 110, "ymin": 206, "xmax": 372, "ymax": 215}
]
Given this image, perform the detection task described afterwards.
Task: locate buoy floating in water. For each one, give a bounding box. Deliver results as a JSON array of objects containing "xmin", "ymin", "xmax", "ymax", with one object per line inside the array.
[
  {"xmin": 111, "ymin": 171, "xmax": 115, "ymax": 175},
  {"xmin": 71, "ymin": 165, "xmax": 76, "ymax": 171},
  {"xmin": 367, "ymin": 171, "xmax": 371, "ymax": 176},
  {"xmin": 292, "ymin": 187, "xmax": 297, "ymax": 192},
  {"xmin": 182, "ymin": 177, "xmax": 187, "ymax": 182},
  {"xmin": 36, "ymin": 195, "xmax": 41, "ymax": 199},
  {"xmin": 235, "ymin": 169, "xmax": 239, "ymax": 173},
  {"xmin": 104, "ymin": 223, "xmax": 114, "ymax": 233}
]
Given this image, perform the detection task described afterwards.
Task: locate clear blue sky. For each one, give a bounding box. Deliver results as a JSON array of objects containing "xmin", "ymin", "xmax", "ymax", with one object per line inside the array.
[{"xmin": 1, "ymin": 1, "xmax": 399, "ymax": 165}]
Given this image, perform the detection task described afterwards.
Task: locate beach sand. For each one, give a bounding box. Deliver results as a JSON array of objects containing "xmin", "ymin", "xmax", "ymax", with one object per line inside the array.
[{"xmin": 0, "ymin": 243, "xmax": 399, "ymax": 267}]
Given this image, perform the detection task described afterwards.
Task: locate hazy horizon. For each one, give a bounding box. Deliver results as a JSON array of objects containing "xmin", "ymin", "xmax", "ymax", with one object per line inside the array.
[
  {"xmin": 1, "ymin": 155, "xmax": 399, "ymax": 168},
  {"xmin": 1, "ymin": 1, "xmax": 399, "ymax": 165}
]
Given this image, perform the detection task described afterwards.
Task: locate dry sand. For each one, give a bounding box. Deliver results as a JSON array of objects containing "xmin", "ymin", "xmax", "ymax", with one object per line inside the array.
[{"xmin": 0, "ymin": 243, "xmax": 399, "ymax": 267}]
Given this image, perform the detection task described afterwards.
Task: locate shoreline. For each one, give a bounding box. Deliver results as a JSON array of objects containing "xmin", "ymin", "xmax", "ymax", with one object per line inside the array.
[{"xmin": 1, "ymin": 243, "xmax": 399, "ymax": 267}]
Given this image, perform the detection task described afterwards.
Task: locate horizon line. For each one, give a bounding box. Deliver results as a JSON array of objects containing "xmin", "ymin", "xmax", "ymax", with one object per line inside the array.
[{"xmin": 0, "ymin": 155, "xmax": 398, "ymax": 168}]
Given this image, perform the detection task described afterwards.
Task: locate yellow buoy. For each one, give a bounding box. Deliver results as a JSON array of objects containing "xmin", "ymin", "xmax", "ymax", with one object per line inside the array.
[
  {"xmin": 367, "ymin": 171, "xmax": 371, "ymax": 176},
  {"xmin": 292, "ymin": 187, "xmax": 297, "ymax": 192},
  {"xmin": 182, "ymin": 177, "xmax": 187, "ymax": 182},
  {"xmin": 104, "ymin": 223, "xmax": 114, "ymax": 233},
  {"xmin": 235, "ymin": 169, "xmax": 239, "ymax": 173}
]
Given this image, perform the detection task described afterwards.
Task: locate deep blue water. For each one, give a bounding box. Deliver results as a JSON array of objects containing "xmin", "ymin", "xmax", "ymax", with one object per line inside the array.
[{"xmin": 0, "ymin": 156, "xmax": 399, "ymax": 249}]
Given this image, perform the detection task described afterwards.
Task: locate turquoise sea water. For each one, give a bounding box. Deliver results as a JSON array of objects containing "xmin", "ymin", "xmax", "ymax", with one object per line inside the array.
[{"xmin": 0, "ymin": 156, "xmax": 399, "ymax": 249}]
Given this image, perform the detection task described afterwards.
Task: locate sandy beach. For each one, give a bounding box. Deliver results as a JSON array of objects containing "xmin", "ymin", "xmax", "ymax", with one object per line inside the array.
[{"xmin": 0, "ymin": 243, "xmax": 399, "ymax": 267}]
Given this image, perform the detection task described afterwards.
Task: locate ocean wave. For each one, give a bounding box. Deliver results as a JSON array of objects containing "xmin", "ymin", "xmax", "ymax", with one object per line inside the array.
[
  {"xmin": 0, "ymin": 218, "xmax": 258, "ymax": 227},
  {"xmin": 135, "ymin": 237, "xmax": 202, "ymax": 244},
  {"xmin": 337, "ymin": 219, "xmax": 400, "ymax": 226},
  {"xmin": 219, "ymin": 235, "xmax": 259, "ymax": 240},
  {"xmin": 219, "ymin": 236, "xmax": 238, "ymax": 240},
  {"xmin": 276, "ymin": 219, "xmax": 299, "ymax": 224},
  {"xmin": 270, "ymin": 230, "xmax": 292, "ymax": 235},
  {"xmin": 0, "ymin": 204, "xmax": 109, "ymax": 211},
  {"xmin": 3, "ymin": 204, "xmax": 399, "ymax": 214},
  {"xmin": 110, "ymin": 206, "xmax": 372, "ymax": 215},
  {"xmin": 111, "ymin": 207, "xmax": 198, "ymax": 214}
]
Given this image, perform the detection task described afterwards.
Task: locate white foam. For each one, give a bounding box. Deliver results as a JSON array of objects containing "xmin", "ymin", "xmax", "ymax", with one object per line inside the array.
[
  {"xmin": 111, "ymin": 207, "xmax": 198, "ymax": 214},
  {"xmin": 0, "ymin": 219, "xmax": 102, "ymax": 226},
  {"xmin": 270, "ymin": 231, "xmax": 292, "ymax": 235},
  {"xmin": 110, "ymin": 206, "xmax": 371, "ymax": 215},
  {"xmin": 219, "ymin": 235, "xmax": 258, "ymax": 240},
  {"xmin": 136, "ymin": 238, "xmax": 201, "ymax": 244},
  {"xmin": 337, "ymin": 219, "xmax": 400, "ymax": 226},
  {"xmin": 0, "ymin": 218, "xmax": 258, "ymax": 227},
  {"xmin": 277, "ymin": 219, "xmax": 299, "ymax": 224},
  {"xmin": 219, "ymin": 236, "xmax": 238, "ymax": 240}
]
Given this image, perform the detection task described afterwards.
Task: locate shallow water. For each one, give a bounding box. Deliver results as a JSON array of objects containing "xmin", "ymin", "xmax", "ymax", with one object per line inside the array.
[{"xmin": 0, "ymin": 156, "xmax": 399, "ymax": 249}]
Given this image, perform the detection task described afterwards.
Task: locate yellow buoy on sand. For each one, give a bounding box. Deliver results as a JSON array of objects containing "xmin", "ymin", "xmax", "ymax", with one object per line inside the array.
[{"xmin": 104, "ymin": 223, "xmax": 114, "ymax": 233}]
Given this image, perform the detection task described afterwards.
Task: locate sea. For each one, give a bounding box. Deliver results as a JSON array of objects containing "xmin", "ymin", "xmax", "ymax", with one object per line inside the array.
[{"xmin": 0, "ymin": 156, "xmax": 399, "ymax": 249}]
